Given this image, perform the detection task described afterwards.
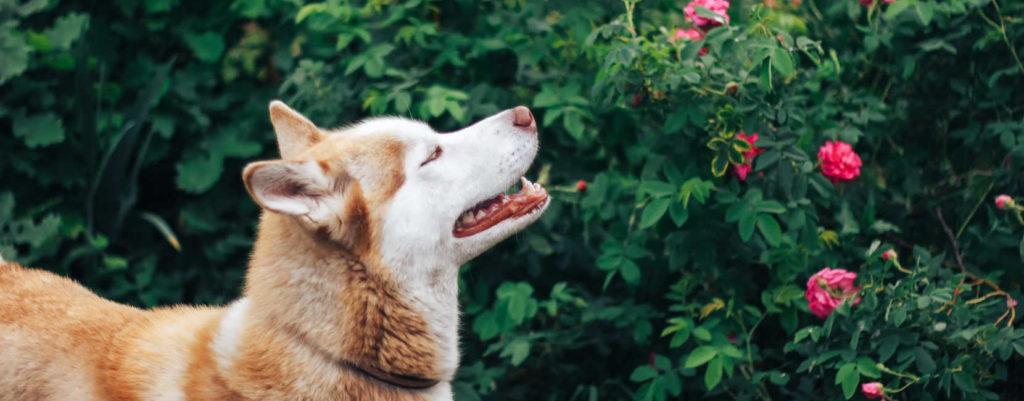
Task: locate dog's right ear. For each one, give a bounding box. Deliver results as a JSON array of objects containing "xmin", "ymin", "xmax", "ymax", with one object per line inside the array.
[
  {"xmin": 243, "ymin": 160, "xmax": 332, "ymax": 217},
  {"xmin": 269, "ymin": 100, "xmax": 323, "ymax": 159}
]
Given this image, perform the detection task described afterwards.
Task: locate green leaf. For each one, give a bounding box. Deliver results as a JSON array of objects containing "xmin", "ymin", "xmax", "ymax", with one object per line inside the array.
[
  {"xmin": 704, "ymin": 356, "xmax": 723, "ymax": 390},
  {"xmin": 14, "ymin": 0, "xmax": 48, "ymax": 16},
  {"xmin": 630, "ymin": 366, "xmax": 659, "ymax": 382},
  {"xmin": 857, "ymin": 358, "xmax": 881, "ymax": 378},
  {"xmin": 0, "ymin": 21, "xmax": 31, "ymax": 84},
  {"xmin": 182, "ymin": 31, "xmax": 225, "ymax": 64},
  {"xmin": 711, "ymin": 155, "xmax": 730, "ymax": 177},
  {"xmin": 175, "ymin": 153, "xmax": 223, "ymax": 194},
  {"xmin": 665, "ymin": 110, "xmax": 689, "ymax": 134},
  {"xmin": 13, "ymin": 112, "xmax": 65, "ymax": 148},
  {"xmin": 738, "ymin": 214, "xmax": 757, "ymax": 242},
  {"xmin": 472, "ymin": 312, "xmax": 500, "ymax": 340},
  {"xmin": 756, "ymin": 200, "xmax": 786, "ymax": 214},
  {"xmin": 230, "ymin": 0, "xmax": 270, "ymax": 18},
  {"xmin": 693, "ymin": 6, "xmax": 727, "ymax": 25},
  {"xmin": 835, "ymin": 363, "xmax": 859, "ymax": 399},
  {"xmin": 17, "ymin": 215, "xmax": 61, "ymax": 248},
  {"xmin": 915, "ymin": 2, "xmax": 934, "ymax": 26},
  {"xmin": 878, "ymin": 335, "xmax": 900, "ymax": 362},
  {"xmin": 503, "ymin": 338, "xmax": 531, "ymax": 366},
  {"xmin": 668, "ymin": 200, "xmax": 689, "ymax": 227},
  {"xmin": 679, "ymin": 178, "xmax": 713, "ymax": 208},
  {"xmin": 619, "ymin": 259, "xmax": 641, "ymax": 285},
  {"xmin": 915, "ymin": 347, "xmax": 936, "ymax": 374},
  {"xmin": 756, "ymin": 214, "xmax": 782, "ymax": 246},
  {"xmin": 563, "ymin": 111, "xmax": 585, "ymax": 140},
  {"xmin": 771, "ymin": 48, "xmax": 795, "ymax": 77},
  {"xmin": 144, "ymin": 0, "xmax": 178, "ymax": 13},
  {"xmin": 527, "ymin": 234, "xmax": 553, "ymax": 255},
  {"xmin": 639, "ymin": 197, "xmax": 671, "ymax": 229},
  {"xmin": 641, "ymin": 181, "xmax": 676, "ymax": 197},
  {"xmin": 684, "ymin": 346, "xmax": 718, "ymax": 369},
  {"xmin": 884, "ymin": 0, "xmax": 913, "ymax": 20},
  {"xmin": 45, "ymin": 13, "xmax": 89, "ymax": 50},
  {"xmin": 693, "ymin": 327, "xmax": 712, "ymax": 341}
]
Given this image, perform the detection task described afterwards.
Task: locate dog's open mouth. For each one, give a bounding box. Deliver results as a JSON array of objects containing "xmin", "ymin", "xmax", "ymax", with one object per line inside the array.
[{"xmin": 453, "ymin": 177, "xmax": 549, "ymax": 238}]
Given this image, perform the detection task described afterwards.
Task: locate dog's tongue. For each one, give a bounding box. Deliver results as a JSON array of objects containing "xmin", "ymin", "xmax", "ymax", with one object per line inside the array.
[{"xmin": 452, "ymin": 177, "xmax": 548, "ymax": 237}]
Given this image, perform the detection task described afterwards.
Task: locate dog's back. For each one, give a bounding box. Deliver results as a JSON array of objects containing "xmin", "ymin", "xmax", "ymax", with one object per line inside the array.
[
  {"xmin": 0, "ymin": 261, "xmax": 232, "ymax": 401},
  {"xmin": 0, "ymin": 262, "xmax": 135, "ymax": 400}
]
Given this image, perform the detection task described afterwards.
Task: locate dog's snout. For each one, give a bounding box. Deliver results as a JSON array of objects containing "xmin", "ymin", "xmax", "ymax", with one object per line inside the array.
[{"xmin": 512, "ymin": 106, "xmax": 535, "ymax": 131}]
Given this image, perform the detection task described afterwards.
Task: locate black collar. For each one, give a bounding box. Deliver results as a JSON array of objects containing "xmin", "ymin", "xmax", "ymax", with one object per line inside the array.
[
  {"xmin": 338, "ymin": 360, "xmax": 441, "ymax": 390},
  {"xmin": 282, "ymin": 324, "xmax": 442, "ymax": 390}
]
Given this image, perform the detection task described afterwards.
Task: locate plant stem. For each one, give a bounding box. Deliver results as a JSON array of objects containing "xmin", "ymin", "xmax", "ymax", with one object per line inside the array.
[{"xmin": 957, "ymin": 182, "xmax": 994, "ymax": 238}]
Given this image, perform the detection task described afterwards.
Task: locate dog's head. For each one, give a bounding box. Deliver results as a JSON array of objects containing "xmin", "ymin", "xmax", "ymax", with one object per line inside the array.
[{"xmin": 243, "ymin": 101, "xmax": 549, "ymax": 270}]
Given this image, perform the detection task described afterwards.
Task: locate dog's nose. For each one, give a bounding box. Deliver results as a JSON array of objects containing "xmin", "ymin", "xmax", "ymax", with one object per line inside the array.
[{"xmin": 512, "ymin": 106, "xmax": 535, "ymax": 131}]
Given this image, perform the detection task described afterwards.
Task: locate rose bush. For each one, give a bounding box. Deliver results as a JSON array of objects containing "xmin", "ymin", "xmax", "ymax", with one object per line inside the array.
[{"xmin": 2, "ymin": 0, "xmax": 1024, "ymax": 400}]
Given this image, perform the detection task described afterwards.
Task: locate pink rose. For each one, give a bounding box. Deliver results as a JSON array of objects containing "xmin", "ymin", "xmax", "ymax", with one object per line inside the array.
[
  {"xmin": 817, "ymin": 140, "xmax": 862, "ymax": 184},
  {"xmin": 732, "ymin": 132, "xmax": 765, "ymax": 181},
  {"xmin": 881, "ymin": 249, "xmax": 897, "ymax": 261},
  {"xmin": 670, "ymin": 28, "xmax": 709, "ymax": 56},
  {"xmin": 672, "ymin": 28, "xmax": 704, "ymax": 42},
  {"xmin": 684, "ymin": 0, "xmax": 730, "ymax": 30},
  {"xmin": 995, "ymin": 194, "xmax": 1014, "ymax": 210},
  {"xmin": 805, "ymin": 267, "xmax": 861, "ymax": 319},
  {"xmin": 861, "ymin": 382, "xmax": 885, "ymax": 399}
]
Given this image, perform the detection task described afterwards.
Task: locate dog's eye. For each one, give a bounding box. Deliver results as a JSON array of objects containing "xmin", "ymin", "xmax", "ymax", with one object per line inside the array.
[{"xmin": 420, "ymin": 146, "xmax": 442, "ymax": 167}]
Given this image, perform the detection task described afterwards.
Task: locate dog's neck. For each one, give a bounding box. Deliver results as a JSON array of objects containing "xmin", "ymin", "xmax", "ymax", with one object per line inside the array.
[{"xmin": 240, "ymin": 212, "xmax": 459, "ymax": 383}]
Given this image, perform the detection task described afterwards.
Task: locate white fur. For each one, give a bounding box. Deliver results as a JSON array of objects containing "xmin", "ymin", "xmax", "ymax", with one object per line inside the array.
[
  {"xmin": 212, "ymin": 297, "xmax": 250, "ymax": 373},
  {"xmin": 363, "ymin": 109, "xmax": 550, "ymax": 379}
]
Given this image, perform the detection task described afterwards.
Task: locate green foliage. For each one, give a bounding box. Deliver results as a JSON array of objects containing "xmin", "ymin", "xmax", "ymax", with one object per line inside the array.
[{"xmin": 3, "ymin": 0, "xmax": 1024, "ymax": 400}]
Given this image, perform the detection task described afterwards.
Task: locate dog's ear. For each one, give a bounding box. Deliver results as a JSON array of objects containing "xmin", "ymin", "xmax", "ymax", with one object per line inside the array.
[
  {"xmin": 243, "ymin": 160, "xmax": 334, "ymax": 217},
  {"xmin": 269, "ymin": 100, "xmax": 323, "ymax": 159}
]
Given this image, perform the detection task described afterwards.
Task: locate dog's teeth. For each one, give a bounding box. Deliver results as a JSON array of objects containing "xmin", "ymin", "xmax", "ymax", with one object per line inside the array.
[
  {"xmin": 524, "ymin": 182, "xmax": 536, "ymax": 194},
  {"xmin": 533, "ymin": 183, "xmax": 542, "ymax": 192},
  {"xmin": 502, "ymin": 197, "xmax": 510, "ymax": 204},
  {"xmin": 475, "ymin": 210, "xmax": 487, "ymax": 219},
  {"xmin": 520, "ymin": 177, "xmax": 531, "ymax": 191},
  {"xmin": 461, "ymin": 214, "xmax": 473, "ymax": 224}
]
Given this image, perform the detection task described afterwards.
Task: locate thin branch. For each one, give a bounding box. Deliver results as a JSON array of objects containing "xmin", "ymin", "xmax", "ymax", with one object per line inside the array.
[{"xmin": 935, "ymin": 206, "xmax": 966, "ymax": 274}]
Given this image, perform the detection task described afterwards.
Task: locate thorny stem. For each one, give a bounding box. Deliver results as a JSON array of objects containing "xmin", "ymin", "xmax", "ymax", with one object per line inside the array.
[
  {"xmin": 934, "ymin": 206, "xmax": 1016, "ymax": 326},
  {"xmin": 735, "ymin": 313, "xmax": 771, "ymax": 401},
  {"xmin": 623, "ymin": 0, "xmax": 638, "ymax": 39},
  {"xmin": 956, "ymin": 182, "xmax": 994, "ymax": 238},
  {"xmin": 938, "ymin": 274, "xmax": 1017, "ymax": 327},
  {"xmin": 935, "ymin": 207, "xmax": 966, "ymax": 274},
  {"xmin": 890, "ymin": 258, "xmax": 913, "ymax": 274},
  {"xmin": 878, "ymin": 365, "xmax": 921, "ymax": 394},
  {"xmin": 977, "ymin": 0, "xmax": 1024, "ymax": 74}
]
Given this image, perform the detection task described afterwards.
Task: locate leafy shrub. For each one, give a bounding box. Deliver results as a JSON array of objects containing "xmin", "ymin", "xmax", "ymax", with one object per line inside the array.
[{"xmin": 2, "ymin": 0, "xmax": 1024, "ymax": 400}]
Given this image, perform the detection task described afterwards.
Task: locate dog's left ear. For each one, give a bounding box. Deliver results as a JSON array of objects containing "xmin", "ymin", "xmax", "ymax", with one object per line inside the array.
[
  {"xmin": 269, "ymin": 100, "xmax": 323, "ymax": 159},
  {"xmin": 242, "ymin": 160, "xmax": 335, "ymax": 217}
]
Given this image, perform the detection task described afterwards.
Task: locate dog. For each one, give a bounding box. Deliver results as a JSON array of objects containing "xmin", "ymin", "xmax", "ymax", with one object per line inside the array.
[{"xmin": 0, "ymin": 101, "xmax": 550, "ymax": 401}]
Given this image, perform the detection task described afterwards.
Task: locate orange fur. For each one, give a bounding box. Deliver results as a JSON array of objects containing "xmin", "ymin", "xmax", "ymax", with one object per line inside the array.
[{"xmin": 0, "ymin": 108, "xmax": 443, "ymax": 401}]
